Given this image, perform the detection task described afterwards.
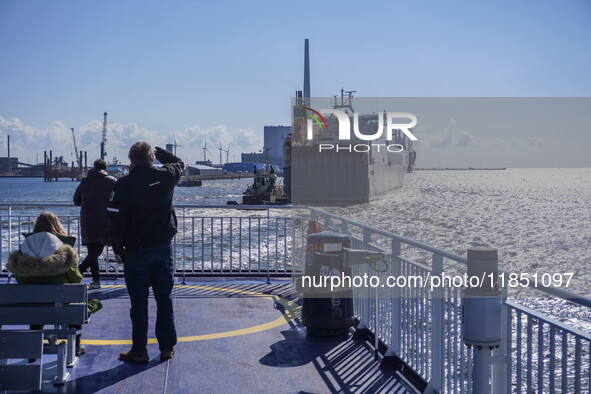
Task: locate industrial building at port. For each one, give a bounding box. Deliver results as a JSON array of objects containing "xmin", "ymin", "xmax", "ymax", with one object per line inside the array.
[{"xmin": 0, "ymin": 124, "xmax": 291, "ymax": 179}]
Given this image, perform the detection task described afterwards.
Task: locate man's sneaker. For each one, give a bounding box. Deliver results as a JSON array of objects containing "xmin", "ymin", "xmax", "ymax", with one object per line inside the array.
[
  {"xmin": 88, "ymin": 281, "xmax": 102, "ymax": 290},
  {"xmin": 160, "ymin": 348, "xmax": 174, "ymax": 360},
  {"xmin": 119, "ymin": 349, "xmax": 149, "ymax": 363}
]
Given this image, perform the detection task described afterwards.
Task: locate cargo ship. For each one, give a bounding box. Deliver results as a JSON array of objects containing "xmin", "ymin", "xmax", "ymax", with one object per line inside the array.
[
  {"xmin": 288, "ymin": 40, "xmax": 416, "ymax": 205},
  {"xmin": 288, "ymin": 91, "xmax": 415, "ymax": 205}
]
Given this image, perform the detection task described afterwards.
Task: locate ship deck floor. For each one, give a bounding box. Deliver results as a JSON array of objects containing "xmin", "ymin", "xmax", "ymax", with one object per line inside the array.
[{"xmin": 11, "ymin": 278, "xmax": 414, "ymax": 393}]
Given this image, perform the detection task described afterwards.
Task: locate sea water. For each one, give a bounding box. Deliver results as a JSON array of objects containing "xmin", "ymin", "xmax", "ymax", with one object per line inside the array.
[
  {"xmin": 0, "ymin": 176, "xmax": 251, "ymax": 206},
  {"xmin": 328, "ymin": 168, "xmax": 591, "ymax": 297},
  {"xmin": 2, "ymin": 170, "xmax": 590, "ymax": 320},
  {"xmin": 2, "ymin": 169, "xmax": 590, "ymax": 291},
  {"xmin": 326, "ymin": 168, "xmax": 591, "ymax": 337}
]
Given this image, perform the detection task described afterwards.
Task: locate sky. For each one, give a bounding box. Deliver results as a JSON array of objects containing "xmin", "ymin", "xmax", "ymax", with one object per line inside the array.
[{"xmin": 0, "ymin": 0, "xmax": 590, "ymax": 167}]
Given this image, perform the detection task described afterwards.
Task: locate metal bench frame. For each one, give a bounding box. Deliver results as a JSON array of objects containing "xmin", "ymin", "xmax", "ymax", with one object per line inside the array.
[{"xmin": 0, "ymin": 284, "xmax": 88, "ymax": 389}]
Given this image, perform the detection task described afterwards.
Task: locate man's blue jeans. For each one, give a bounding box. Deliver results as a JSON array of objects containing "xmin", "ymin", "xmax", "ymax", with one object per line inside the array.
[{"xmin": 123, "ymin": 240, "xmax": 177, "ymax": 351}]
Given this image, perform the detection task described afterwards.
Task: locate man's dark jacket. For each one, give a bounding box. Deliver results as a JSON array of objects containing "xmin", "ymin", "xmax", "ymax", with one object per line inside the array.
[
  {"xmin": 107, "ymin": 149, "xmax": 184, "ymax": 253},
  {"xmin": 74, "ymin": 169, "xmax": 117, "ymax": 246}
]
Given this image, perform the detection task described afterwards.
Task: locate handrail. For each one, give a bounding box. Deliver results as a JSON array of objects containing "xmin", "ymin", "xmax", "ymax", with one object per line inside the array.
[
  {"xmin": 505, "ymin": 299, "xmax": 591, "ymax": 341},
  {"xmin": 1, "ymin": 203, "xmax": 294, "ymax": 278},
  {"xmin": 311, "ymin": 207, "xmax": 467, "ymax": 263},
  {"xmin": 4, "ymin": 203, "xmax": 589, "ymax": 305},
  {"xmin": 0, "ymin": 203, "xmax": 293, "ymax": 210},
  {"xmin": 309, "ymin": 206, "xmax": 591, "ymax": 393},
  {"xmin": 310, "ymin": 207, "xmax": 591, "ymax": 307}
]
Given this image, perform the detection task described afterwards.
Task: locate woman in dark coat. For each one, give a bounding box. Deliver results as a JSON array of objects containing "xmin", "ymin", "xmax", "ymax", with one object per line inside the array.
[{"xmin": 73, "ymin": 159, "xmax": 116, "ymax": 289}]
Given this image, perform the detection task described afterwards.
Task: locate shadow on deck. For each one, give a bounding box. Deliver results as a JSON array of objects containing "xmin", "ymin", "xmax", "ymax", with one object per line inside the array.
[{"xmin": 28, "ymin": 278, "xmax": 414, "ymax": 393}]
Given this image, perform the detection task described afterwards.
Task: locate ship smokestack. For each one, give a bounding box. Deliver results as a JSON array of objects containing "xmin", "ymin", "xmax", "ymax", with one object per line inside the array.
[
  {"xmin": 304, "ymin": 39, "xmax": 310, "ymax": 99},
  {"xmin": 7, "ymin": 135, "xmax": 10, "ymax": 172}
]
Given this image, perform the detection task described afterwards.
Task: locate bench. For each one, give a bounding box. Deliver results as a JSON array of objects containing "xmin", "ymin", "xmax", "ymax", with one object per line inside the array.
[{"xmin": 0, "ymin": 283, "xmax": 88, "ymax": 390}]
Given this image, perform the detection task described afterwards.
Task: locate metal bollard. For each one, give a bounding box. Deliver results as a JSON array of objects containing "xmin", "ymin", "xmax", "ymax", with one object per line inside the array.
[{"xmin": 462, "ymin": 247, "xmax": 502, "ymax": 393}]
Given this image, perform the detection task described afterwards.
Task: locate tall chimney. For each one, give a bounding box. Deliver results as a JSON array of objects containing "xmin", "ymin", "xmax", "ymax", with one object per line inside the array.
[
  {"xmin": 7, "ymin": 135, "xmax": 11, "ymax": 172},
  {"xmin": 304, "ymin": 39, "xmax": 310, "ymax": 99}
]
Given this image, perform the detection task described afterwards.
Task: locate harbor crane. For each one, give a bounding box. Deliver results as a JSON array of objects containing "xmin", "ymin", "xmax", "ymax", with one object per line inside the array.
[
  {"xmin": 71, "ymin": 128, "xmax": 82, "ymax": 172},
  {"xmin": 100, "ymin": 112, "xmax": 107, "ymax": 160}
]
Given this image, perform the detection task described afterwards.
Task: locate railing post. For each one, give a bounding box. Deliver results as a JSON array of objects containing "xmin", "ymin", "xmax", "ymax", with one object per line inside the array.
[
  {"xmin": 182, "ymin": 207, "xmax": 186, "ymax": 285},
  {"xmin": 8, "ymin": 205, "xmax": 12, "ymax": 255},
  {"xmin": 325, "ymin": 215, "xmax": 333, "ymax": 229},
  {"xmin": 425, "ymin": 253, "xmax": 444, "ymax": 393},
  {"xmin": 492, "ymin": 281, "xmax": 509, "ymax": 392},
  {"xmin": 384, "ymin": 239, "xmax": 401, "ymax": 360},
  {"xmin": 266, "ymin": 207, "xmax": 271, "ymax": 284},
  {"xmin": 358, "ymin": 229, "xmax": 372, "ymax": 330},
  {"xmin": 310, "ymin": 208, "xmax": 318, "ymax": 221},
  {"xmin": 340, "ymin": 221, "xmax": 349, "ymax": 234}
]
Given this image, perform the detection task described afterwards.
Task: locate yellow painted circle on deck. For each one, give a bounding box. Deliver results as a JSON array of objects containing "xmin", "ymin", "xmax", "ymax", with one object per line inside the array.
[{"xmin": 82, "ymin": 284, "xmax": 300, "ymax": 346}]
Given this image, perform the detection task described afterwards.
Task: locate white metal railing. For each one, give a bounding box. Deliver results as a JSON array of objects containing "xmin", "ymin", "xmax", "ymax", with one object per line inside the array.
[
  {"xmin": 174, "ymin": 205, "xmax": 292, "ymax": 280},
  {"xmin": 306, "ymin": 207, "xmax": 469, "ymax": 392},
  {"xmin": 2, "ymin": 203, "xmax": 590, "ymax": 392},
  {"xmin": 1, "ymin": 204, "xmax": 293, "ymax": 280},
  {"xmin": 506, "ymin": 300, "xmax": 591, "ymax": 393},
  {"xmin": 307, "ymin": 206, "xmax": 591, "ymax": 393}
]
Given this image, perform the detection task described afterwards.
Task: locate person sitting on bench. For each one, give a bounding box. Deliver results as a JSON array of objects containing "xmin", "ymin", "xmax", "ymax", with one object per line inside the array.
[{"xmin": 6, "ymin": 212, "xmax": 101, "ymax": 356}]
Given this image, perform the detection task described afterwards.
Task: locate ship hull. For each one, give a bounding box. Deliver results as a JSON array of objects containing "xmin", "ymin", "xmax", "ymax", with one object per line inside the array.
[{"xmin": 290, "ymin": 144, "xmax": 408, "ymax": 204}]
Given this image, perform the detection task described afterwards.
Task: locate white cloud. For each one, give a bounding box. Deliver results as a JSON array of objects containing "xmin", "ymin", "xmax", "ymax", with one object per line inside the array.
[
  {"xmin": 235, "ymin": 128, "xmax": 263, "ymax": 151},
  {"xmin": 419, "ymin": 119, "xmax": 477, "ymax": 149},
  {"xmin": 456, "ymin": 130, "xmax": 475, "ymax": 147},
  {"xmin": 0, "ymin": 115, "xmax": 264, "ymax": 165}
]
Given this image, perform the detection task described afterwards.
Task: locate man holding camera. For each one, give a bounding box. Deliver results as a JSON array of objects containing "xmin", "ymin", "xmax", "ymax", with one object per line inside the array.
[{"xmin": 108, "ymin": 142, "xmax": 184, "ymax": 362}]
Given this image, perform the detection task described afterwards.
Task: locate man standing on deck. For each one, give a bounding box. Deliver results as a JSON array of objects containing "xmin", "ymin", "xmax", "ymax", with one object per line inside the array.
[
  {"xmin": 107, "ymin": 142, "xmax": 184, "ymax": 362},
  {"xmin": 74, "ymin": 159, "xmax": 116, "ymax": 289}
]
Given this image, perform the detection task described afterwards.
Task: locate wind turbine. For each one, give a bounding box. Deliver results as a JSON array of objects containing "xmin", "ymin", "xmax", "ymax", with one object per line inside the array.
[
  {"xmin": 172, "ymin": 133, "xmax": 183, "ymax": 156},
  {"xmin": 218, "ymin": 140, "xmax": 223, "ymax": 167},
  {"xmin": 223, "ymin": 144, "xmax": 230, "ymax": 164},
  {"xmin": 202, "ymin": 139, "xmax": 211, "ymax": 162}
]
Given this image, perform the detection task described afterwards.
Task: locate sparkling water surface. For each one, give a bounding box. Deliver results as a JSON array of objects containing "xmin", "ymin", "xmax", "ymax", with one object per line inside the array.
[
  {"xmin": 2, "ymin": 170, "xmax": 590, "ymax": 319},
  {"xmin": 2, "ymin": 169, "xmax": 590, "ymax": 294},
  {"xmin": 326, "ymin": 168, "xmax": 591, "ymax": 297}
]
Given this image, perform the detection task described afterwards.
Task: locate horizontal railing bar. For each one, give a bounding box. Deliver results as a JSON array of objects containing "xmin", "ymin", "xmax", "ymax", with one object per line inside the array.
[
  {"xmin": 0, "ymin": 203, "xmax": 75, "ymax": 208},
  {"xmin": 311, "ymin": 207, "xmax": 591, "ymax": 306},
  {"xmin": 0, "ymin": 203, "xmax": 294, "ymax": 210},
  {"xmin": 506, "ymin": 299, "xmax": 591, "ymax": 341},
  {"xmin": 399, "ymin": 257, "xmax": 431, "ymax": 273},
  {"xmin": 4, "ymin": 203, "xmax": 589, "ymax": 306},
  {"xmin": 311, "ymin": 207, "xmax": 467, "ymax": 263},
  {"xmin": 495, "ymin": 267, "xmax": 591, "ymax": 309}
]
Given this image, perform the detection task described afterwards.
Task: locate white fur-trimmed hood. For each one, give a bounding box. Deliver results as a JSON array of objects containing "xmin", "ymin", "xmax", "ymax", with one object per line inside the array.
[{"xmin": 6, "ymin": 244, "xmax": 78, "ymax": 277}]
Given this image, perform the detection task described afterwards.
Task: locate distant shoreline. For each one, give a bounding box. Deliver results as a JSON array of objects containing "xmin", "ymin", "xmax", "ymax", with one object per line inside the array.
[
  {"xmin": 0, "ymin": 175, "xmax": 44, "ymax": 178},
  {"xmin": 414, "ymin": 168, "xmax": 506, "ymax": 171}
]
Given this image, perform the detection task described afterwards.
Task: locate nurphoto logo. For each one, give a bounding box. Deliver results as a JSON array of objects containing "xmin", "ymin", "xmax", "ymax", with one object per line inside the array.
[{"xmin": 303, "ymin": 107, "xmax": 418, "ymax": 153}]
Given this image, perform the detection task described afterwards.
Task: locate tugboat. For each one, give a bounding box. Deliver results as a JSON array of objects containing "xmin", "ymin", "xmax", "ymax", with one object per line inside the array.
[
  {"xmin": 241, "ymin": 166, "xmax": 287, "ymax": 205},
  {"xmin": 106, "ymin": 158, "xmax": 130, "ymax": 179},
  {"xmin": 177, "ymin": 177, "xmax": 202, "ymax": 187},
  {"xmin": 227, "ymin": 163, "xmax": 287, "ymax": 206}
]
